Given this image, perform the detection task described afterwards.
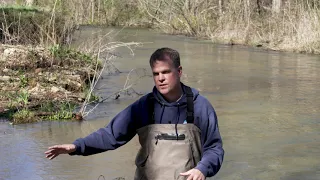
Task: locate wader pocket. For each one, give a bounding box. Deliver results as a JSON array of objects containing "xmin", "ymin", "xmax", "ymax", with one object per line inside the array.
[
  {"xmin": 151, "ymin": 133, "xmax": 195, "ymax": 171},
  {"xmin": 155, "ymin": 133, "xmax": 186, "ymax": 144}
]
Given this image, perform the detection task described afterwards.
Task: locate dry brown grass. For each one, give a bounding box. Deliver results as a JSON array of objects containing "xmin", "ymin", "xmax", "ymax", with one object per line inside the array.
[
  {"xmin": 139, "ymin": 0, "xmax": 320, "ymax": 54},
  {"xmin": 0, "ymin": 5, "xmax": 75, "ymax": 45}
]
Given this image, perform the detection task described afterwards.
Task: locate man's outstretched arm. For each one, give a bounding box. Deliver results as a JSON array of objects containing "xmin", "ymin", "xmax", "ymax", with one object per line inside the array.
[{"xmin": 45, "ymin": 97, "xmax": 145, "ymax": 159}]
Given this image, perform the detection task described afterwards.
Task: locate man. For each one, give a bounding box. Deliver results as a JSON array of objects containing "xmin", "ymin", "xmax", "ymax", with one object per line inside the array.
[{"xmin": 45, "ymin": 47, "xmax": 224, "ymax": 180}]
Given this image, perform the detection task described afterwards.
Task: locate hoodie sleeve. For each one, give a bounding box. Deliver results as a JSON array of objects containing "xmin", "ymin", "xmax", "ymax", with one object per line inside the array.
[
  {"xmin": 195, "ymin": 109, "xmax": 224, "ymax": 177},
  {"xmin": 69, "ymin": 97, "xmax": 145, "ymax": 156}
]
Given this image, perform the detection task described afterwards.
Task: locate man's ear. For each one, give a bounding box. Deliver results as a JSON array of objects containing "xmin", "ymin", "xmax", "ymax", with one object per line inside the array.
[{"xmin": 178, "ymin": 66, "xmax": 182, "ymax": 77}]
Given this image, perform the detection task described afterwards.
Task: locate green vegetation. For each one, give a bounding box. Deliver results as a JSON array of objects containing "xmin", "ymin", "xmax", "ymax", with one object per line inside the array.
[
  {"xmin": 8, "ymin": 0, "xmax": 149, "ymax": 26},
  {"xmin": 39, "ymin": 101, "xmax": 77, "ymax": 121},
  {"xmin": 0, "ymin": 5, "xmax": 75, "ymax": 45},
  {"xmin": 19, "ymin": 75, "xmax": 28, "ymax": 88},
  {"xmin": 4, "ymin": 0, "xmax": 318, "ymax": 54},
  {"xmin": 49, "ymin": 44, "xmax": 96, "ymax": 63},
  {"xmin": 12, "ymin": 109, "xmax": 36, "ymax": 124},
  {"xmin": 0, "ymin": 44, "xmax": 102, "ymax": 124},
  {"xmin": 2, "ymin": 0, "xmax": 319, "ymax": 54}
]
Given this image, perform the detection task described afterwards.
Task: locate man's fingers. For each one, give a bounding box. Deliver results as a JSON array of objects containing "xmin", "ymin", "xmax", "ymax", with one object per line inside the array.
[
  {"xmin": 46, "ymin": 153, "xmax": 54, "ymax": 159},
  {"xmin": 180, "ymin": 170, "xmax": 191, "ymax": 176},
  {"xmin": 49, "ymin": 154, "xmax": 58, "ymax": 160},
  {"xmin": 186, "ymin": 174, "xmax": 194, "ymax": 180},
  {"xmin": 45, "ymin": 144, "xmax": 70, "ymax": 160},
  {"xmin": 194, "ymin": 175, "xmax": 200, "ymax": 180},
  {"xmin": 46, "ymin": 153, "xmax": 58, "ymax": 160},
  {"xmin": 49, "ymin": 145, "xmax": 61, "ymax": 149},
  {"xmin": 180, "ymin": 169, "xmax": 204, "ymax": 180},
  {"xmin": 45, "ymin": 149, "xmax": 55, "ymax": 154}
]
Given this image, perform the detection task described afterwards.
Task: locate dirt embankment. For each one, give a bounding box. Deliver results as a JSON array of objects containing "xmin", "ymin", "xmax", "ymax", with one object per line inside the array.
[{"xmin": 0, "ymin": 44, "xmax": 101, "ymax": 124}]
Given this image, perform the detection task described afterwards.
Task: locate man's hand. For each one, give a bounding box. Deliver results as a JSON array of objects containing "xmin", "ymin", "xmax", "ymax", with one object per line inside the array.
[
  {"xmin": 180, "ymin": 168, "xmax": 205, "ymax": 180},
  {"xmin": 45, "ymin": 144, "xmax": 76, "ymax": 160}
]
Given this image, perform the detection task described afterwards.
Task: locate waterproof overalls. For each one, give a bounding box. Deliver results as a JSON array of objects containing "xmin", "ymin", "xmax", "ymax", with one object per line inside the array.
[{"xmin": 134, "ymin": 87, "xmax": 202, "ymax": 180}]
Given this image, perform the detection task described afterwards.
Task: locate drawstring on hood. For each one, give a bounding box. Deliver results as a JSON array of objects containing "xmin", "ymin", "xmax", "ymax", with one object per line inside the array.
[
  {"xmin": 159, "ymin": 103, "xmax": 165, "ymax": 124},
  {"xmin": 175, "ymin": 104, "xmax": 180, "ymax": 140}
]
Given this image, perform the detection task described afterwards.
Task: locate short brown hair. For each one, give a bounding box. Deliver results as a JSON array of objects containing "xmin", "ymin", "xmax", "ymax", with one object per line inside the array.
[{"xmin": 149, "ymin": 47, "xmax": 180, "ymax": 68}]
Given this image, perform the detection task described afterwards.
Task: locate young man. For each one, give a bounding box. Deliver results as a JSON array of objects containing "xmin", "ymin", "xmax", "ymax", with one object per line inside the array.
[{"xmin": 45, "ymin": 48, "xmax": 224, "ymax": 180}]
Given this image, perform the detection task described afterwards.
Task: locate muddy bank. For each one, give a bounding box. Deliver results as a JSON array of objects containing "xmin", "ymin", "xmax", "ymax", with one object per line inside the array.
[{"xmin": 0, "ymin": 44, "xmax": 102, "ymax": 124}]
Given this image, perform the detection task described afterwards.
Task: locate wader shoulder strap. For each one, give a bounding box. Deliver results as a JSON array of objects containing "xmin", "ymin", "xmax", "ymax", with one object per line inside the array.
[
  {"xmin": 185, "ymin": 86, "xmax": 194, "ymax": 123},
  {"xmin": 147, "ymin": 87, "xmax": 194, "ymax": 124},
  {"xmin": 147, "ymin": 93, "xmax": 155, "ymax": 124}
]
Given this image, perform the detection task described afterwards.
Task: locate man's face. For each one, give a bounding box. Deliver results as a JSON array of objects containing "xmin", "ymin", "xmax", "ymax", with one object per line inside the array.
[{"xmin": 151, "ymin": 59, "xmax": 182, "ymax": 96}]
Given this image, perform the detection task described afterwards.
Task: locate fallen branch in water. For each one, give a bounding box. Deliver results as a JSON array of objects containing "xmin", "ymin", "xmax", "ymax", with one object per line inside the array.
[
  {"xmin": 78, "ymin": 52, "xmax": 112, "ymax": 117},
  {"xmin": 82, "ymin": 68, "xmax": 150, "ymax": 117},
  {"xmin": 75, "ymin": 35, "xmax": 147, "ymax": 118}
]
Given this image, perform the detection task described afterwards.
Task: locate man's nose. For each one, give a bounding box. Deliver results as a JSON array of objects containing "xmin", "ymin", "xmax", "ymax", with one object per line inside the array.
[{"xmin": 159, "ymin": 73, "xmax": 165, "ymax": 81}]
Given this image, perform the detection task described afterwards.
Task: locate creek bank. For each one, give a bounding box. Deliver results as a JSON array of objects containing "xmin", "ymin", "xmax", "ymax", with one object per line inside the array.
[{"xmin": 0, "ymin": 44, "xmax": 101, "ymax": 124}]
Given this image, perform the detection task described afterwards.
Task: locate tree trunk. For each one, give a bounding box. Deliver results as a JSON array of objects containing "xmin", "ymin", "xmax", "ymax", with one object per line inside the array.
[
  {"xmin": 91, "ymin": 0, "xmax": 95, "ymax": 23},
  {"xmin": 25, "ymin": 0, "xmax": 33, "ymax": 6},
  {"xmin": 218, "ymin": 0, "xmax": 223, "ymax": 16},
  {"xmin": 272, "ymin": 0, "xmax": 281, "ymax": 13},
  {"xmin": 244, "ymin": 0, "xmax": 250, "ymax": 21},
  {"xmin": 256, "ymin": 0, "xmax": 262, "ymax": 15},
  {"xmin": 98, "ymin": 0, "xmax": 100, "ymax": 23}
]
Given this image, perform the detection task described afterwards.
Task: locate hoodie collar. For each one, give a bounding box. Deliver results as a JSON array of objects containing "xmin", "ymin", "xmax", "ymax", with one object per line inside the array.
[{"xmin": 152, "ymin": 83, "xmax": 199, "ymax": 107}]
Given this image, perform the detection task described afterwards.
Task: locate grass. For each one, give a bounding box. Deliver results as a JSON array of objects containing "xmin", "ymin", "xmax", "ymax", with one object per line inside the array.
[
  {"xmin": 0, "ymin": 43, "xmax": 104, "ymax": 124},
  {"xmin": 0, "ymin": 5, "xmax": 75, "ymax": 45},
  {"xmin": 39, "ymin": 101, "xmax": 77, "ymax": 121},
  {"xmin": 3, "ymin": 1, "xmax": 320, "ymax": 54},
  {"xmin": 12, "ymin": 109, "xmax": 37, "ymax": 124},
  {"xmin": 0, "ymin": 5, "xmax": 41, "ymax": 12},
  {"xmin": 138, "ymin": 0, "xmax": 320, "ymax": 54},
  {"xmin": 49, "ymin": 44, "xmax": 97, "ymax": 63},
  {"xmin": 5, "ymin": 95, "xmax": 81, "ymax": 124},
  {"xmin": 19, "ymin": 75, "xmax": 28, "ymax": 88}
]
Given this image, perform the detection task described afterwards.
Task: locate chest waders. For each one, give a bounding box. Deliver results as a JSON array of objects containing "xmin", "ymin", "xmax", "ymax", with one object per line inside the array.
[{"xmin": 134, "ymin": 86, "xmax": 202, "ymax": 180}]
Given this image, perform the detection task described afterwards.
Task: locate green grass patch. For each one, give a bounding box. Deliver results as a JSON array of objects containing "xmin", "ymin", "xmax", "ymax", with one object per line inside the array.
[
  {"xmin": 4, "ymin": 101, "xmax": 79, "ymax": 124},
  {"xmin": 0, "ymin": 5, "xmax": 41, "ymax": 12},
  {"xmin": 39, "ymin": 101, "xmax": 77, "ymax": 121},
  {"xmin": 49, "ymin": 45, "xmax": 94, "ymax": 63},
  {"xmin": 12, "ymin": 109, "xmax": 37, "ymax": 124}
]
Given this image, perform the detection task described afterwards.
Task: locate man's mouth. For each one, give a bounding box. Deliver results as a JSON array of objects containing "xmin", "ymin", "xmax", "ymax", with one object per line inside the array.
[{"xmin": 159, "ymin": 84, "xmax": 167, "ymax": 88}]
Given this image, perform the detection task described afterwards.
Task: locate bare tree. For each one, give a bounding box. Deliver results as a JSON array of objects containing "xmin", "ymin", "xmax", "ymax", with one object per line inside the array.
[
  {"xmin": 272, "ymin": 0, "xmax": 281, "ymax": 14},
  {"xmin": 218, "ymin": 0, "xmax": 224, "ymax": 16},
  {"xmin": 25, "ymin": 0, "xmax": 34, "ymax": 6},
  {"xmin": 256, "ymin": 0, "xmax": 262, "ymax": 15},
  {"xmin": 91, "ymin": 0, "xmax": 95, "ymax": 23},
  {"xmin": 244, "ymin": 0, "xmax": 250, "ymax": 21}
]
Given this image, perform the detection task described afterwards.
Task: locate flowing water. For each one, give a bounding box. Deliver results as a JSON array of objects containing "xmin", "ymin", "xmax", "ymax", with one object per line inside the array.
[{"xmin": 1, "ymin": 27, "xmax": 319, "ymax": 180}]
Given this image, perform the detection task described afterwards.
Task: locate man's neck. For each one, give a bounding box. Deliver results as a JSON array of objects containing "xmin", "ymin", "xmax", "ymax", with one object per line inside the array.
[{"xmin": 163, "ymin": 84, "xmax": 183, "ymax": 103}]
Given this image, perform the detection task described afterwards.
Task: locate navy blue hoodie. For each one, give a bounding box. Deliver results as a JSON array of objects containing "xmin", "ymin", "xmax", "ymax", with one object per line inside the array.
[{"xmin": 71, "ymin": 84, "xmax": 224, "ymax": 177}]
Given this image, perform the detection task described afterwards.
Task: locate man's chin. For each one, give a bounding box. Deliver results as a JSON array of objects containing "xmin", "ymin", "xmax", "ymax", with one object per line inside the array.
[{"xmin": 158, "ymin": 89, "xmax": 169, "ymax": 95}]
